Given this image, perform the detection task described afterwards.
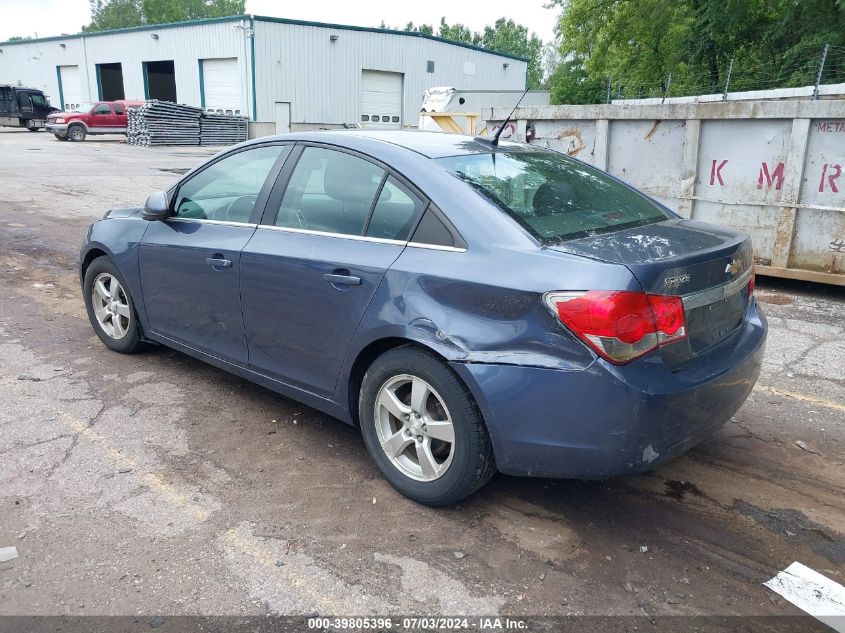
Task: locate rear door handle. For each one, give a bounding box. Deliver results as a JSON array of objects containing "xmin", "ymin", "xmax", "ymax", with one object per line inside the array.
[
  {"xmin": 324, "ymin": 273, "xmax": 361, "ymax": 286},
  {"xmin": 206, "ymin": 256, "xmax": 232, "ymax": 269}
]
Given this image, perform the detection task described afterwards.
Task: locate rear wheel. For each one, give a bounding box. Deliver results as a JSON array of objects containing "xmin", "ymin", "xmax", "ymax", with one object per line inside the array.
[
  {"xmin": 68, "ymin": 124, "xmax": 86, "ymax": 142},
  {"xmin": 359, "ymin": 346, "xmax": 496, "ymax": 506},
  {"xmin": 83, "ymin": 257, "xmax": 145, "ymax": 353}
]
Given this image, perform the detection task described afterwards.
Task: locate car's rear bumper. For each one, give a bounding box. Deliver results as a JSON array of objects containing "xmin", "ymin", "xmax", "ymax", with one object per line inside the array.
[
  {"xmin": 450, "ymin": 302, "xmax": 767, "ymax": 479},
  {"xmin": 46, "ymin": 123, "xmax": 68, "ymax": 136}
]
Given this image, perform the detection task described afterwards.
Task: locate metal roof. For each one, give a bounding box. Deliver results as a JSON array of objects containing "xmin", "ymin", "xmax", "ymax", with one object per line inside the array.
[{"xmin": 0, "ymin": 14, "xmax": 530, "ymax": 63}]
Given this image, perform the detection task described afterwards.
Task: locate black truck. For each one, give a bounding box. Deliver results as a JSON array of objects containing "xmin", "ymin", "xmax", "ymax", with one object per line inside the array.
[{"xmin": 0, "ymin": 85, "xmax": 56, "ymax": 131}]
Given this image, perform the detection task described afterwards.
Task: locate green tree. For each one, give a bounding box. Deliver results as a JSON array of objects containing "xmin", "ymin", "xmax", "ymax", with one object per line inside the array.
[
  {"xmin": 549, "ymin": 58, "xmax": 607, "ymax": 104},
  {"xmin": 84, "ymin": 0, "xmax": 244, "ymax": 32},
  {"xmin": 400, "ymin": 21, "xmax": 434, "ymax": 35},
  {"xmin": 479, "ymin": 18, "xmax": 544, "ymax": 89},
  {"xmin": 548, "ymin": 0, "xmax": 845, "ymax": 104},
  {"xmin": 437, "ymin": 17, "xmax": 479, "ymax": 45},
  {"xmin": 84, "ymin": 0, "xmax": 143, "ymax": 32}
]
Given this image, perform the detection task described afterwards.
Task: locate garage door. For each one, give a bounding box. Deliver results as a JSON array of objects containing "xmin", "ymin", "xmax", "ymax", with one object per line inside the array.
[
  {"xmin": 58, "ymin": 65, "xmax": 82, "ymax": 111},
  {"xmin": 201, "ymin": 58, "xmax": 242, "ymax": 114},
  {"xmin": 360, "ymin": 70, "xmax": 402, "ymax": 128}
]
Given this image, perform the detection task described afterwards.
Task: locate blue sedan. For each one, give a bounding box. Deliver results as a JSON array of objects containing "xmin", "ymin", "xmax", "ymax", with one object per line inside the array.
[{"xmin": 80, "ymin": 131, "xmax": 767, "ymax": 506}]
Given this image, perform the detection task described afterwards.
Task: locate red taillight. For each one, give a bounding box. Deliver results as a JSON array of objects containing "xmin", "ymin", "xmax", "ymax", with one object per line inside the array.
[{"xmin": 544, "ymin": 290, "xmax": 687, "ymax": 364}]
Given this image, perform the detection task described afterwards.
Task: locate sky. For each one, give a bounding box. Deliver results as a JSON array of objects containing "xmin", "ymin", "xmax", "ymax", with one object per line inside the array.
[{"xmin": 0, "ymin": 0, "xmax": 559, "ymax": 43}]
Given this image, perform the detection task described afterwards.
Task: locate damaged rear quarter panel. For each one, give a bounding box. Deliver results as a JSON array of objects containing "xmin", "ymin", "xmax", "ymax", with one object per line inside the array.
[{"xmin": 349, "ymin": 242, "xmax": 641, "ymax": 372}]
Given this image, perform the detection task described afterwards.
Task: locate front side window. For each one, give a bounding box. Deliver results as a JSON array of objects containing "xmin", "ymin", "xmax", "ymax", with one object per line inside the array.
[
  {"xmin": 94, "ymin": 104, "xmax": 112, "ymax": 114},
  {"xmin": 366, "ymin": 177, "xmax": 424, "ymax": 241},
  {"xmin": 30, "ymin": 93, "xmax": 46, "ymax": 106},
  {"xmin": 275, "ymin": 147, "xmax": 385, "ymax": 236},
  {"xmin": 174, "ymin": 145, "xmax": 286, "ymax": 223},
  {"xmin": 436, "ymin": 151, "xmax": 669, "ymax": 244}
]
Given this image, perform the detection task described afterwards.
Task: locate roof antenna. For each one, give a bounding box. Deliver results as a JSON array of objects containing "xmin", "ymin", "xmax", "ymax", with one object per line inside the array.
[{"xmin": 477, "ymin": 88, "xmax": 529, "ymax": 147}]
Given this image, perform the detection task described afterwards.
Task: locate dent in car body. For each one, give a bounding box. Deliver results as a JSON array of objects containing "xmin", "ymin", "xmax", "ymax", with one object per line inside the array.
[{"xmin": 79, "ymin": 131, "xmax": 768, "ymax": 480}]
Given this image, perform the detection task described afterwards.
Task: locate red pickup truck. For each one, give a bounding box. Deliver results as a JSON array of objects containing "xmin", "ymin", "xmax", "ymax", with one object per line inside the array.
[{"xmin": 46, "ymin": 100, "xmax": 143, "ymax": 141}]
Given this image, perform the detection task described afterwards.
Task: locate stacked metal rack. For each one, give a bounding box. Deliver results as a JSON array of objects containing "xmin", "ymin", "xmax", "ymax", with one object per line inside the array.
[
  {"xmin": 127, "ymin": 101, "xmax": 250, "ymax": 147},
  {"xmin": 200, "ymin": 112, "xmax": 249, "ymax": 146},
  {"xmin": 127, "ymin": 101, "xmax": 202, "ymax": 146}
]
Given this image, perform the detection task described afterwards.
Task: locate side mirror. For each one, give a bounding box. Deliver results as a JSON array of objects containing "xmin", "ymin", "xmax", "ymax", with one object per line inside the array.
[{"xmin": 143, "ymin": 191, "xmax": 169, "ymax": 221}]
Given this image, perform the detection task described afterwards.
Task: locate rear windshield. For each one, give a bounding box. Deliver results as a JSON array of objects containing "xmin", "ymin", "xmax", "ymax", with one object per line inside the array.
[{"xmin": 436, "ymin": 150, "xmax": 669, "ymax": 243}]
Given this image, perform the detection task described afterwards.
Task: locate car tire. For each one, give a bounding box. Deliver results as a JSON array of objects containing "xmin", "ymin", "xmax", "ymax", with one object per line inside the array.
[
  {"xmin": 54, "ymin": 134, "xmax": 68, "ymax": 141},
  {"xmin": 83, "ymin": 256, "xmax": 146, "ymax": 354},
  {"xmin": 359, "ymin": 345, "xmax": 496, "ymax": 506},
  {"xmin": 68, "ymin": 124, "xmax": 86, "ymax": 142}
]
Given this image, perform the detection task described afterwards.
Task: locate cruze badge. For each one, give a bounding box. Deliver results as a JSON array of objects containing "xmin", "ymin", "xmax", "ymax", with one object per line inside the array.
[{"xmin": 664, "ymin": 273, "xmax": 690, "ymax": 289}]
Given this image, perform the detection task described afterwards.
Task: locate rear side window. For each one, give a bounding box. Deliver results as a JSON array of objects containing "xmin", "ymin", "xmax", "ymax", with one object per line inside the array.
[
  {"xmin": 275, "ymin": 147, "xmax": 385, "ymax": 236},
  {"xmin": 365, "ymin": 177, "xmax": 424, "ymax": 241},
  {"xmin": 436, "ymin": 151, "xmax": 669, "ymax": 244},
  {"xmin": 114, "ymin": 103, "xmax": 124, "ymax": 114},
  {"xmin": 411, "ymin": 205, "xmax": 465, "ymax": 249}
]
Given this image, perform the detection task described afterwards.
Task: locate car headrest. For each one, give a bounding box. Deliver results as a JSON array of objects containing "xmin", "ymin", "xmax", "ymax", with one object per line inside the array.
[
  {"xmin": 324, "ymin": 155, "xmax": 380, "ymax": 203},
  {"xmin": 533, "ymin": 181, "xmax": 578, "ymax": 216}
]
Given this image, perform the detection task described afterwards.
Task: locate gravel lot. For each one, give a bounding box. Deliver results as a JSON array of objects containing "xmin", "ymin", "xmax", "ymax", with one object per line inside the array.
[{"xmin": 0, "ymin": 129, "xmax": 842, "ymax": 628}]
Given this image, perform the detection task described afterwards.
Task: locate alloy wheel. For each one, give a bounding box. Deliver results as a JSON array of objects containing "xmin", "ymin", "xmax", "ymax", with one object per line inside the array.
[
  {"xmin": 374, "ymin": 374, "xmax": 455, "ymax": 482},
  {"xmin": 91, "ymin": 273, "xmax": 131, "ymax": 339}
]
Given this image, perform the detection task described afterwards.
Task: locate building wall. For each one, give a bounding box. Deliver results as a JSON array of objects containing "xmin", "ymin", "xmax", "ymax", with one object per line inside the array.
[
  {"xmin": 0, "ymin": 16, "xmax": 526, "ymax": 126},
  {"xmin": 0, "ymin": 18, "xmax": 248, "ymax": 112},
  {"xmin": 252, "ymin": 19, "xmax": 527, "ymax": 126}
]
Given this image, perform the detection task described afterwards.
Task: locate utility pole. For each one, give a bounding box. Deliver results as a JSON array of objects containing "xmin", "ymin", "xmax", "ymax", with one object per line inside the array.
[
  {"xmin": 722, "ymin": 58, "xmax": 733, "ymax": 102},
  {"xmin": 813, "ymin": 44, "xmax": 829, "ymax": 100},
  {"xmin": 662, "ymin": 73, "xmax": 672, "ymax": 104}
]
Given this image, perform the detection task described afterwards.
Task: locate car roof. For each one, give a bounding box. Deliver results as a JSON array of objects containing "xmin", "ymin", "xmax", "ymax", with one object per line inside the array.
[
  {"xmin": 251, "ymin": 129, "xmax": 535, "ymax": 159},
  {"xmin": 339, "ymin": 130, "xmax": 531, "ymax": 158}
]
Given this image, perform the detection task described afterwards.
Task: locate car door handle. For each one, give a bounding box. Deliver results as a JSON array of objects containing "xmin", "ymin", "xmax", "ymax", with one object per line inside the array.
[
  {"xmin": 324, "ymin": 273, "xmax": 361, "ymax": 286},
  {"xmin": 206, "ymin": 256, "xmax": 232, "ymax": 269}
]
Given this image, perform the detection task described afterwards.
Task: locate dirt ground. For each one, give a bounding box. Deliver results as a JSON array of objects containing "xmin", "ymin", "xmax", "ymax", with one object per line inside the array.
[{"xmin": 0, "ymin": 129, "xmax": 842, "ymax": 628}]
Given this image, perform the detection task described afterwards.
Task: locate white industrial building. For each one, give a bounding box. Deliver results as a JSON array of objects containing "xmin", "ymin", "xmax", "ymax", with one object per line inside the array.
[{"xmin": 0, "ymin": 15, "xmax": 527, "ymax": 132}]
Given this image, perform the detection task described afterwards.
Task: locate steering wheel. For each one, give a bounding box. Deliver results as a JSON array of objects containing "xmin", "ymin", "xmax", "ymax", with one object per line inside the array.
[{"xmin": 222, "ymin": 195, "xmax": 258, "ymax": 222}]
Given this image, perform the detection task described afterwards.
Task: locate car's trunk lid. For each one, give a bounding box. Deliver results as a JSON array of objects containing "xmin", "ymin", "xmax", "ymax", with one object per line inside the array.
[{"xmin": 548, "ymin": 219, "xmax": 754, "ymax": 368}]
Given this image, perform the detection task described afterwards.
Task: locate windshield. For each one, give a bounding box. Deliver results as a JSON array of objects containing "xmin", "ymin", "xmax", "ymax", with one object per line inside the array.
[
  {"xmin": 72, "ymin": 102, "xmax": 96, "ymax": 113},
  {"xmin": 436, "ymin": 150, "xmax": 669, "ymax": 243}
]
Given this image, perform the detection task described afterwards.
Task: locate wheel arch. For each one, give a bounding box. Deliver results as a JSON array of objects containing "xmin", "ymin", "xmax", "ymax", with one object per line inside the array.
[
  {"xmin": 346, "ymin": 337, "xmax": 455, "ymax": 427},
  {"xmin": 80, "ymin": 245, "xmax": 111, "ymax": 285}
]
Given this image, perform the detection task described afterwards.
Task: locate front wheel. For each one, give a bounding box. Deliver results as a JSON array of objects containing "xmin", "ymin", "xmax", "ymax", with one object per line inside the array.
[
  {"xmin": 359, "ymin": 346, "xmax": 496, "ymax": 506},
  {"xmin": 68, "ymin": 124, "xmax": 86, "ymax": 141},
  {"xmin": 83, "ymin": 256, "xmax": 145, "ymax": 353},
  {"xmin": 54, "ymin": 134, "xmax": 68, "ymax": 141}
]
